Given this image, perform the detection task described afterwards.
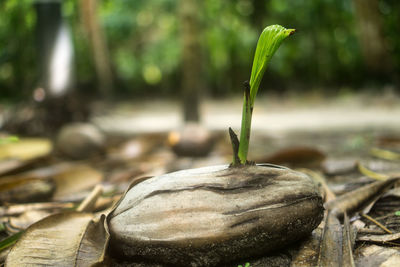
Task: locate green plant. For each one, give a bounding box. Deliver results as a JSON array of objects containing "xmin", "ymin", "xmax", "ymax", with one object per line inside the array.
[
  {"xmin": 238, "ymin": 262, "xmax": 251, "ymax": 267},
  {"xmin": 230, "ymin": 25, "xmax": 295, "ymax": 165},
  {"xmin": 0, "ymin": 231, "xmax": 24, "ymax": 253}
]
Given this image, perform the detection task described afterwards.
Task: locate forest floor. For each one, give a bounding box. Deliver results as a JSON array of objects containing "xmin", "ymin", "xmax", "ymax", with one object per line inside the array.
[{"xmin": 1, "ymin": 91, "xmax": 400, "ymax": 266}]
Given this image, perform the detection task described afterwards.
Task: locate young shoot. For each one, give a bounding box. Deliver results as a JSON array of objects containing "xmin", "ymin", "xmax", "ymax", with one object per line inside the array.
[{"xmin": 231, "ymin": 25, "xmax": 295, "ymax": 166}]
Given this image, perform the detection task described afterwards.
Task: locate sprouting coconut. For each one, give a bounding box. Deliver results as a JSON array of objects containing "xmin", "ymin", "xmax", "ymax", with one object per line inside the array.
[{"xmin": 107, "ymin": 25, "xmax": 324, "ymax": 267}]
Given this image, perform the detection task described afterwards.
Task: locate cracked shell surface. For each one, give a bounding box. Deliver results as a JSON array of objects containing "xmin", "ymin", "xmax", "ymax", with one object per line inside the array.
[{"xmin": 108, "ymin": 164, "xmax": 324, "ymax": 266}]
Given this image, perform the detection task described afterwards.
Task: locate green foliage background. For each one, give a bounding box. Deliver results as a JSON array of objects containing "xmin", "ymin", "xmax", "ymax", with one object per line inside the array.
[{"xmin": 0, "ymin": 0, "xmax": 399, "ymax": 100}]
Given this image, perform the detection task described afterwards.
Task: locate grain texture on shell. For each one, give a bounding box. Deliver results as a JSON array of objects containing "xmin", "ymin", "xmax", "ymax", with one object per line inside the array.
[{"xmin": 108, "ymin": 164, "xmax": 323, "ymax": 266}]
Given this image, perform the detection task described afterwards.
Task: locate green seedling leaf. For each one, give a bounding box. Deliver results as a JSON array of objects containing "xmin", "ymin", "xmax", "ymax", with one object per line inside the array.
[
  {"xmin": 395, "ymin": 211, "xmax": 400, "ymax": 216},
  {"xmin": 249, "ymin": 25, "xmax": 295, "ymax": 105},
  {"xmin": 237, "ymin": 25, "xmax": 295, "ymax": 164}
]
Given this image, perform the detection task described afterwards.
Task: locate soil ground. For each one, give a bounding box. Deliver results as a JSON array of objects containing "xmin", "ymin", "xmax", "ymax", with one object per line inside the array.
[{"xmin": 92, "ymin": 91, "xmax": 400, "ymax": 136}]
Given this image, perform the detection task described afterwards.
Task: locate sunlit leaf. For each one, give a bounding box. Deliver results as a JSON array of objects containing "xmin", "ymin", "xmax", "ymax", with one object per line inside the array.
[
  {"xmin": 52, "ymin": 165, "xmax": 103, "ymax": 201},
  {"xmin": 370, "ymin": 148, "xmax": 400, "ymax": 161},
  {"xmin": 357, "ymin": 161, "xmax": 389, "ymax": 181},
  {"xmin": 0, "ymin": 138, "xmax": 52, "ymax": 161}
]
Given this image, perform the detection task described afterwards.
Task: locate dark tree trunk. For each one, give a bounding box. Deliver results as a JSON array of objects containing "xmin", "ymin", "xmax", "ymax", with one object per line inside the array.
[
  {"xmin": 79, "ymin": 0, "xmax": 114, "ymax": 97},
  {"xmin": 179, "ymin": 0, "xmax": 203, "ymax": 122},
  {"xmin": 251, "ymin": 0, "xmax": 268, "ymax": 31},
  {"xmin": 353, "ymin": 0, "xmax": 394, "ymax": 80},
  {"xmin": 9, "ymin": 0, "xmax": 88, "ymax": 136}
]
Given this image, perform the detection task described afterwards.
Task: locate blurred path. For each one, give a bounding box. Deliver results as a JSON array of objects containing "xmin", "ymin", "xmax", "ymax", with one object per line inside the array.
[{"xmin": 92, "ymin": 93, "xmax": 400, "ymax": 135}]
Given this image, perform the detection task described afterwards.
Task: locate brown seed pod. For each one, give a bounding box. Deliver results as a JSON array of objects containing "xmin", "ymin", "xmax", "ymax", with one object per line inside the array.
[{"xmin": 108, "ymin": 164, "xmax": 323, "ymax": 267}]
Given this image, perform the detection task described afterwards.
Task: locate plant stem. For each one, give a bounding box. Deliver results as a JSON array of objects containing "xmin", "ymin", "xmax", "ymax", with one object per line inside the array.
[
  {"xmin": 0, "ymin": 231, "xmax": 24, "ymax": 252},
  {"xmin": 238, "ymin": 82, "xmax": 252, "ymax": 164},
  {"xmin": 232, "ymin": 25, "xmax": 295, "ymax": 165}
]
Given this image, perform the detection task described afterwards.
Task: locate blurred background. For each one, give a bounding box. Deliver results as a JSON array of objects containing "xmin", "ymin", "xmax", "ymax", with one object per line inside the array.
[
  {"xmin": 1, "ymin": 0, "xmax": 400, "ymax": 97},
  {"xmin": 0, "ymin": 0, "xmax": 399, "ymax": 136},
  {"xmin": 2, "ymin": 1, "xmax": 400, "ymax": 263}
]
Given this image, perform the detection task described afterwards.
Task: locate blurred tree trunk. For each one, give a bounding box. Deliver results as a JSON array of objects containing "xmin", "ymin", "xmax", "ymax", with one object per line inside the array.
[
  {"xmin": 35, "ymin": 0, "xmax": 74, "ymax": 98},
  {"xmin": 251, "ymin": 0, "xmax": 268, "ymax": 31},
  {"xmin": 352, "ymin": 0, "xmax": 394, "ymax": 80},
  {"xmin": 79, "ymin": 0, "xmax": 113, "ymax": 97},
  {"xmin": 179, "ymin": 0, "xmax": 203, "ymax": 122},
  {"xmin": 12, "ymin": 0, "xmax": 87, "ymax": 136}
]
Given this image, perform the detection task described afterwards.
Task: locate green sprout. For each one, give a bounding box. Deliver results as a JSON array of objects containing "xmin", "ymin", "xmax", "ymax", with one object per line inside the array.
[
  {"xmin": 230, "ymin": 25, "xmax": 295, "ymax": 165},
  {"xmin": 238, "ymin": 263, "xmax": 251, "ymax": 267}
]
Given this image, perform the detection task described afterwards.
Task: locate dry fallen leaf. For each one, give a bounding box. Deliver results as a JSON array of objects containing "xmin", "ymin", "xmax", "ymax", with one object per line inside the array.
[
  {"xmin": 5, "ymin": 212, "xmax": 109, "ymax": 267},
  {"xmin": 357, "ymin": 161, "xmax": 389, "ymax": 181},
  {"xmin": 377, "ymin": 136, "xmax": 400, "ymax": 148},
  {"xmin": 0, "ymin": 163, "xmax": 102, "ymax": 203},
  {"xmin": 355, "ymin": 245, "xmax": 400, "ymax": 267},
  {"xmin": 52, "ymin": 164, "xmax": 103, "ymax": 201},
  {"xmin": 258, "ymin": 146, "xmax": 326, "ymax": 168},
  {"xmin": 0, "ymin": 177, "xmax": 55, "ymax": 203},
  {"xmin": 370, "ymin": 148, "xmax": 400, "ymax": 161},
  {"xmin": 0, "ymin": 138, "xmax": 52, "ymax": 161},
  {"xmin": 0, "ymin": 202, "xmax": 74, "ymax": 217},
  {"xmin": 325, "ymin": 177, "xmax": 399, "ymax": 218},
  {"xmin": 0, "ymin": 159, "xmax": 29, "ymax": 177},
  {"xmin": 318, "ymin": 211, "xmax": 342, "ymax": 267},
  {"xmin": 357, "ymin": 232, "xmax": 400, "ymax": 243},
  {"xmin": 3, "ymin": 210, "xmax": 51, "ymax": 234},
  {"xmin": 342, "ymin": 213, "xmax": 356, "ymax": 267}
]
